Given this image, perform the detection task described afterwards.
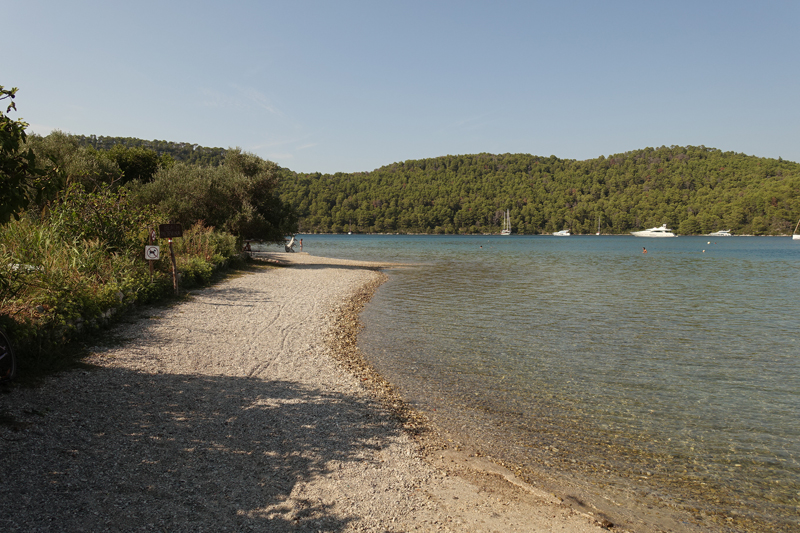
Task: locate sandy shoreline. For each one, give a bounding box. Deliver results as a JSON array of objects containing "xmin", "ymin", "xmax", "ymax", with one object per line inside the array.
[{"xmin": 1, "ymin": 253, "xmax": 613, "ymax": 532}]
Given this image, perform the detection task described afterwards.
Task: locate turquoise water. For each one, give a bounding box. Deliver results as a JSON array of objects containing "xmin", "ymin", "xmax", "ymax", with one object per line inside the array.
[{"xmin": 294, "ymin": 235, "xmax": 800, "ymax": 531}]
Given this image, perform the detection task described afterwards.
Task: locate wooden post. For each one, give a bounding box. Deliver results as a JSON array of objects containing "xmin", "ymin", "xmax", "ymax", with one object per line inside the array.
[
  {"xmin": 159, "ymin": 224, "xmax": 183, "ymax": 296},
  {"xmin": 169, "ymin": 238, "xmax": 179, "ymax": 296},
  {"xmin": 149, "ymin": 228, "xmax": 155, "ymax": 281}
]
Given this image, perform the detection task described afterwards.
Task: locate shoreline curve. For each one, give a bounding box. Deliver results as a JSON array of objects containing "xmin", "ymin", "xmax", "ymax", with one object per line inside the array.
[{"xmin": 1, "ymin": 252, "xmax": 614, "ymax": 532}]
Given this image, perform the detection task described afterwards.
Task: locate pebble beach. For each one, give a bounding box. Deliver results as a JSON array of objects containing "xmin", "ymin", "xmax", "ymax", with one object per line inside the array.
[{"xmin": 1, "ymin": 253, "xmax": 613, "ymax": 532}]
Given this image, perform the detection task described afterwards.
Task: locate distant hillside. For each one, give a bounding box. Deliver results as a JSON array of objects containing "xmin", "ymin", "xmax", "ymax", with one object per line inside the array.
[
  {"xmin": 277, "ymin": 146, "xmax": 800, "ymax": 235},
  {"xmin": 64, "ymin": 136, "xmax": 800, "ymax": 235},
  {"xmin": 73, "ymin": 135, "xmax": 228, "ymax": 167}
]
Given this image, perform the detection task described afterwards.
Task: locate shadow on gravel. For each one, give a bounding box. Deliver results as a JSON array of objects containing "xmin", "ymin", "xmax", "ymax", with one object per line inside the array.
[{"xmin": 1, "ymin": 370, "xmax": 398, "ymax": 532}]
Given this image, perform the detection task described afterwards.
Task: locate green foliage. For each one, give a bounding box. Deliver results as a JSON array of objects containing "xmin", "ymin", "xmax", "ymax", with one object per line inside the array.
[
  {"xmin": 131, "ymin": 148, "xmax": 296, "ymax": 242},
  {"xmin": 1, "ymin": 127, "xmax": 296, "ymax": 381},
  {"xmin": 0, "ymin": 215, "xmax": 141, "ymax": 326},
  {"xmin": 73, "ymin": 134, "xmax": 228, "ymax": 167},
  {"xmin": 25, "ymin": 131, "xmax": 122, "ymax": 192},
  {"xmin": 47, "ymin": 183, "xmax": 161, "ymax": 253},
  {"xmin": 0, "ymin": 195, "xmax": 241, "ymax": 380},
  {"xmin": 178, "ymin": 256, "xmax": 214, "ymax": 287},
  {"xmin": 0, "ymin": 86, "xmax": 57, "ymax": 223},
  {"xmin": 102, "ymin": 144, "xmax": 163, "ymax": 183},
  {"xmin": 172, "ymin": 221, "xmax": 237, "ymax": 263},
  {"xmin": 278, "ymin": 147, "xmax": 800, "ymax": 235},
  {"xmin": 678, "ymin": 216, "xmax": 701, "ymax": 235}
]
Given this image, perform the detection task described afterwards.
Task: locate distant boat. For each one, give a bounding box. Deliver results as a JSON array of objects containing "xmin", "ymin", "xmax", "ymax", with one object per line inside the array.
[
  {"xmin": 793, "ymin": 217, "xmax": 800, "ymax": 240},
  {"xmin": 501, "ymin": 210, "xmax": 512, "ymax": 235},
  {"xmin": 553, "ymin": 229, "xmax": 571, "ymax": 236},
  {"xmin": 708, "ymin": 230, "xmax": 732, "ymax": 237},
  {"xmin": 596, "ymin": 215, "xmax": 601, "ymax": 235},
  {"xmin": 631, "ymin": 224, "xmax": 676, "ymax": 237}
]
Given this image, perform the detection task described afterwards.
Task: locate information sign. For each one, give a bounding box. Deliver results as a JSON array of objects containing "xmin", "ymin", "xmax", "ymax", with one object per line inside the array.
[{"xmin": 158, "ymin": 223, "xmax": 183, "ymax": 238}]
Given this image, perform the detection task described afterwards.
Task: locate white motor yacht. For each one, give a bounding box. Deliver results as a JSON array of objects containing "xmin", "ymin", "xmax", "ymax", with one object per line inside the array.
[
  {"xmin": 631, "ymin": 224, "xmax": 675, "ymax": 237},
  {"xmin": 553, "ymin": 229, "xmax": 571, "ymax": 236},
  {"xmin": 708, "ymin": 230, "xmax": 732, "ymax": 237}
]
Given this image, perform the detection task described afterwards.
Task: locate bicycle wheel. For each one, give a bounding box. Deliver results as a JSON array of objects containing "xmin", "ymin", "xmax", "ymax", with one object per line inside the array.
[{"xmin": 0, "ymin": 328, "xmax": 16, "ymax": 383}]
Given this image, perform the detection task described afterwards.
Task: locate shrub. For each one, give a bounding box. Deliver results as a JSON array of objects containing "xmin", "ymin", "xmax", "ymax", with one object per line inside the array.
[
  {"xmin": 178, "ymin": 256, "xmax": 213, "ymax": 287},
  {"xmin": 130, "ymin": 149, "xmax": 297, "ymax": 243},
  {"xmin": 45, "ymin": 183, "xmax": 161, "ymax": 253}
]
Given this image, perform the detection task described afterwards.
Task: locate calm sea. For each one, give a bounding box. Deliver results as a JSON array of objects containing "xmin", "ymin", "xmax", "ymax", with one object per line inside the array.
[{"xmin": 286, "ymin": 234, "xmax": 800, "ymax": 532}]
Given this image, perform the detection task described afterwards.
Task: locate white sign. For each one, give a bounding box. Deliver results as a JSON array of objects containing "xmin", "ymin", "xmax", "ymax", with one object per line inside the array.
[{"xmin": 145, "ymin": 245, "xmax": 160, "ymax": 260}]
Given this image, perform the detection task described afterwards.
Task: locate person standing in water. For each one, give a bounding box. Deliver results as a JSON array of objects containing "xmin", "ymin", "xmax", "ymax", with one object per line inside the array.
[{"xmin": 643, "ymin": 247, "xmax": 647, "ymax": 254}]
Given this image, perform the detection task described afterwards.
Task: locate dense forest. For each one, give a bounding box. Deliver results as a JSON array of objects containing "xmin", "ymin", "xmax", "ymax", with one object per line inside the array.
[
  {"xmin": 33, "ymin": 133, "xmax": 800, "ymax": 236},
  {"xmin": 73, "ymin": 135, "xmax": 228, "ymax": 167},
  {"xmin": 277, "ymin": 146, "xmax": 800, "ymax": 235}
]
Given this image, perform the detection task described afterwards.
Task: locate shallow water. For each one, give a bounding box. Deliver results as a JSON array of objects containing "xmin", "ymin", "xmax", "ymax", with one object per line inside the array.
[{"xmin": 290, "ymin": 234, "xmax": 800, "ymax": 531}]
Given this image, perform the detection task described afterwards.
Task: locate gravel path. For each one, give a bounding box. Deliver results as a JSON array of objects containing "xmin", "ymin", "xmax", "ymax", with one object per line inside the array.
[{"xmin": 0, "ymin": 253, "xmax": 611, "ymax": 532}]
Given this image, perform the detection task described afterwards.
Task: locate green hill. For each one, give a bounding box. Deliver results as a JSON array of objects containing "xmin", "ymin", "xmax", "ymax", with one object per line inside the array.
[
  {"xmin": 277, "ymin": 146, "xmax": 800, "ymax": 235},
  {"xmin": 73, "ymin": 135, "xmax": 228, "ymax": 167},
  {"xmin": 64, "ymin": 136, "xmax": 800, "ymax": 235}
]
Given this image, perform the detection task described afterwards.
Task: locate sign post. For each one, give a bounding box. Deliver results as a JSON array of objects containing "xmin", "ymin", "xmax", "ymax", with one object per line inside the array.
[
  {"xmin": 145, "ymin": 228, "xmax": 159, "ymax": 281},
  {"xmin": 159, "ymin": 224, "xmax": 183, "ymax": 295}
]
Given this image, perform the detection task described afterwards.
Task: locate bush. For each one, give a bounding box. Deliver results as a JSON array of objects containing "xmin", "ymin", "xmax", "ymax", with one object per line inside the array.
[
  {"xmin": 178, "ymin": 256, "xmax": 213, "ymax": 287},
  {"xmin": 25, "ymin": 131, "xmax": 122, "ymax": 192},
  {"xmin": 0, "ymin": 198, "xmax": 243, "ymax": 379},
  {"xmin": 47, "ymin": 182, "xmax": 160, "ymax": 253},
  {"xmin": 130, "ymin": 148, "xmax": 296, "ymax": 243}
]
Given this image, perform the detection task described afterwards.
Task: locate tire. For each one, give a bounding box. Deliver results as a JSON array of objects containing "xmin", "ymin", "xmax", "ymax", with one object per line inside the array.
[{"xmin": 0, "ymin": 328, "xmax": 16, "ymax": 383}]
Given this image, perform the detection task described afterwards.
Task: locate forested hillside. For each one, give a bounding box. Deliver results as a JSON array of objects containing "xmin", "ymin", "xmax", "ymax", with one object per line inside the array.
[
  {"xmin": 60, "ymin": 136, "xmax": 800, "ymax": 235},
  {"xmin": 73, "ymin": 135, "xmax": 228, "ymax": 167},
  {"xmin": 278, "ymin": 146, "xmax": 800, "ymax": 235}
]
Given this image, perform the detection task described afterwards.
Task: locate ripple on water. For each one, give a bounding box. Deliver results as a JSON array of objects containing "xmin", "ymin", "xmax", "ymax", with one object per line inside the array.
[{"xmin": 305, "ymin": 235, "xmax": 800, "ymax": 532}]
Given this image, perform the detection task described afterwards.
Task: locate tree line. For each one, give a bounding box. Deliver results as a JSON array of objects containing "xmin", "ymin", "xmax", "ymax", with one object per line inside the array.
[
  {"xmin": 7, "ymin": 130, "xmax": 293, "ymax": 242},
  {"xmin": 277, "ymin": 147, "xmax": 800, "ymax": 235},
  {"xmin": 73, "ymin": 134, "xmax": 228, "ymax": 167}
]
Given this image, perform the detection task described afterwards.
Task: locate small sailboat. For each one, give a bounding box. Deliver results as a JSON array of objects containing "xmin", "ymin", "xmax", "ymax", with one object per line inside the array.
[
  {"xmin": 793, "ymin": 217, "xmax": 800, "ymax": 240},
  {"xmin": 501, "ymin": 209, "xmax": 511, "ymax": 235},
  {"xmin": 596, "ymin": 215, "xmax": 601, "ymax": 235}
]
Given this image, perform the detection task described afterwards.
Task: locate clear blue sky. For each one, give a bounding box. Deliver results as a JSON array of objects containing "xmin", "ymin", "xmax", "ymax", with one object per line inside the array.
[{"xmin": 4, "ymin": 0, "xmax": 799, "ymax": 174}]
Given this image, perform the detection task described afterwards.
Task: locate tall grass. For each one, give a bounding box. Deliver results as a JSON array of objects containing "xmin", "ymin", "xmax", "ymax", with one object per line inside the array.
[
  {"xmin": 1, "ymin": 137, "xmax": 292, "ymax": 381},
  {"xmin": 0, "ymin": 192, "xmax": 243, "ymax": 380},
  {"xmin": 172, "ymin": 222, "xmax": 238, "ymax": 286}
]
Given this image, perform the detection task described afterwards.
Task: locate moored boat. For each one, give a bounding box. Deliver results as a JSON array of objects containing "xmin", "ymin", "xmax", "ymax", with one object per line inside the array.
[
  {"xmin": 553, "ymin": 229, "xmax": 570, "ymax": 236},
  {"xmin": 708, "ymin": 230, "xmax": 732, "ymax": 237},
  {"xmin": 631, "ymin": 224, "xmax": 676, "ymax": 237},
  {"xmin": 501, "ymin": 209, "xmax": 511, "ymax": 235}
]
